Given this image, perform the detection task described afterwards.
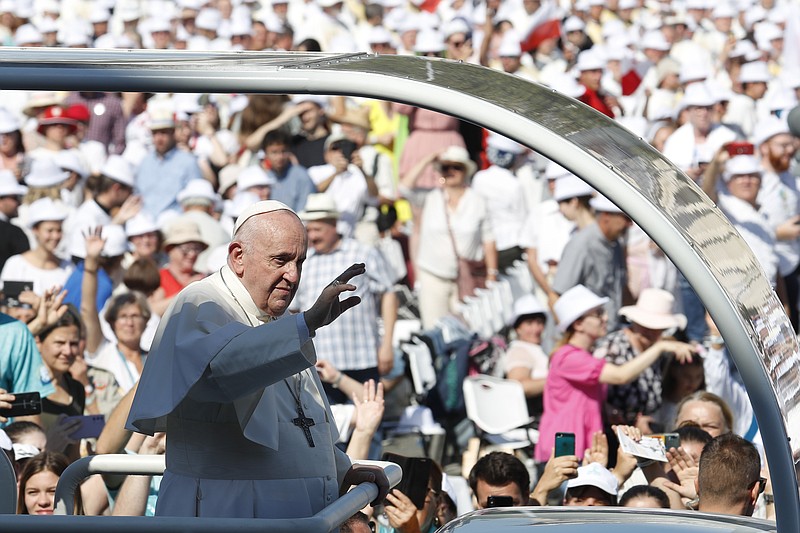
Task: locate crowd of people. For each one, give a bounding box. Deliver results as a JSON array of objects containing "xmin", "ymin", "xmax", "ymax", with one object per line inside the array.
[{"xmin": 0, "ymin": 0, "xmax": 796, "ymax": 528}]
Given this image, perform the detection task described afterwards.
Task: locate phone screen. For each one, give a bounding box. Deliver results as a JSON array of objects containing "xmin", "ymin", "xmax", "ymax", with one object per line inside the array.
[
  {"xmin": 486, "ymin": 495, "xmax": 514, "ymax": 508},
  {"xmin": 381, "ymin": 453, "xmax": 432, "ymax": 510},
  {"xmin": 555, "ymin": 432, "xmax": 575, "ymax": 457}
]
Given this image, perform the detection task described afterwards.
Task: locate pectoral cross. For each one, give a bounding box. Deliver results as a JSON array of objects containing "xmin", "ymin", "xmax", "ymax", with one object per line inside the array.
[{"xmin": 292, "ymin": 401, "xmax": 316, "ymax": 447}]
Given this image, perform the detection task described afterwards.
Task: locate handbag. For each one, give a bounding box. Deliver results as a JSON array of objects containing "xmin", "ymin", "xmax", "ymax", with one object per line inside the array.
[{"xmin": 444, "ymin": 192, "xmax": 486, "ymax": 300}]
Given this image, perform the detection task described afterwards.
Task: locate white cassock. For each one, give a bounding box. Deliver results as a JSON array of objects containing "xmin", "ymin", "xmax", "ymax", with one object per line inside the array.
[{"xmin": 126, "ymin": 265, "xmax": 351, "ymax": 519}]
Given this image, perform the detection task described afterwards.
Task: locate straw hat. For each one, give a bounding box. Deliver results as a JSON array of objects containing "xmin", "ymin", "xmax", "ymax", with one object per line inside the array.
[
  {"xmin": 298, "ymin": 193, "xmax": 340, "ymax": 222},
  {"xmin": 436, "ymin": 146, "xmax": 477, "ymax": 177},
  {"xmin": 163, "ymin": 219, "xmax": 208, "ymax": 251},
  {"xmin": 330, "ymin": 107, "xmax": 371, "ymax": 131},
  {"xmin": 619, "ymin": 288, "xmax": 686, "ymax": 330}
]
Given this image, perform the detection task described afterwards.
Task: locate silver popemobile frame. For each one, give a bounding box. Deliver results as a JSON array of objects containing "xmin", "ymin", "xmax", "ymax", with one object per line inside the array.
[{"xmin": 0, "ymin": 49, "xmax": 796, "ymax": 532}]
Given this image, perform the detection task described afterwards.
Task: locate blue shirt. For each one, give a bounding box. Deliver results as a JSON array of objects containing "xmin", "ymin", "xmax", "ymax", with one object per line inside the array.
[
  {"xmin": 63, "ymin": 263, "xmax": 114, "ymax": 312},
  {"xmin": 267, "ymin": 163, "xmax": 317, "ymax": 213},
  {"xmin": 0, "ymin": 313, "xmax": 55, "ymax": 426},
  {"xmin": 136, "ymin": 147, "xmax": 203, "ymax": 218}
]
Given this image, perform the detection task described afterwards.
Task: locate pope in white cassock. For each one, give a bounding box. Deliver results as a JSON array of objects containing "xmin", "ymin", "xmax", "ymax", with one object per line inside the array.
[{"xmin": 126, "ymin": 200, "xmax": 388, "ymax": 519}]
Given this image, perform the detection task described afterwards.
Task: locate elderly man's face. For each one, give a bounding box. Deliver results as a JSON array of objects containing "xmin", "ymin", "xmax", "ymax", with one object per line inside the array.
[
  {"xmin": 306, "ymin": 219, "xmax": 339, "ymax": 254},
  {"xmin": 235, "ymin": 211, "xmax": 307, "ymax": 317}
]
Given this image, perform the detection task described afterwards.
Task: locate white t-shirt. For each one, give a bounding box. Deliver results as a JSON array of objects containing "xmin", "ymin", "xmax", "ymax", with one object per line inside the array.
[{"xmin": 0, "ymin": 254, "xmax": 73, "ymax": 295}]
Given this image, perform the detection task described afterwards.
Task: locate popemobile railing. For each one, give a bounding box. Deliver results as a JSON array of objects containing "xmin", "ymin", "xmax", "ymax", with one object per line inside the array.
[{"xmin": 0, "ymin": 452, "xmax": 401, "ymax": 532}]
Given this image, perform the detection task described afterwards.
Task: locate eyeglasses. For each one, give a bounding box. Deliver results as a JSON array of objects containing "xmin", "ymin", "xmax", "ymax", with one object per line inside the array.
[
  {"xmin": 176, "ymin": 243, "xmax": 204, "ymax": 255},
  {"xmin": 582, "ymin": 308, "xmax": 607, "ymax": 320},
  {"xmin": 751, "ymin": 477, "xmax": 767, "ymax": 495},
  {"xmin": 437, "ymin": 163, "xmax": 465, "ymax": 173},
  {"xmin": 117, "ymin": 314, "xmax": 145, "ymax": 323}
]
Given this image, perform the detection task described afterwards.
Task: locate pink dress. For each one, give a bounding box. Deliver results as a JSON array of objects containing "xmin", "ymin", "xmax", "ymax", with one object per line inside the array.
[
  {"xmin": 534, "ymin": 344, "xmax": 607, "ymax": 463},
  {"xmin": 394, "ymin": 104, "xmax": 465, "ymax": 190}
]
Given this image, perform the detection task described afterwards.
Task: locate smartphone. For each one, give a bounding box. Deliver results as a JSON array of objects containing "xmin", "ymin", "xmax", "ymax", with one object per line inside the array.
[
  {"xmin": 337, "ymin": 139, "xmax": 358, "ymax": 162},
  {"xmin": 554, "ymin": 432, "xmax": 575, "ymax": 457},
  {"xmin": 64, "ymin": 414, "xmax": 106, "ymax": 439},
  {"xmin": 2, "ymin": 280, "xmax": 33, "ymax": 298},
  {"xmin": 726, "ymin": 141, "xmax": 755, "ymax": 156},
  {"xmin": 382, "ymin": 452, "xmax": 432, "ymax": 509},
  {"xmin": 0, "ymin": 392, "xmax": 41, "ymax": 418},
  {"xmin": 664, "ymin": 433, "xmax": 680, "ymax": 451},
  {"xmin": 486, "ymin": 495, "xmax": 514, "ymax": 508}
]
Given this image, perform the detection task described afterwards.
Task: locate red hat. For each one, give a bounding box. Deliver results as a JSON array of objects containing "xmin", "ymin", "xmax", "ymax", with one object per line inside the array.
[
  {"xmin": 37, "ymin": 106, "xmax": 77, "ymax": 135},
  {"xmin": 64, "ymin": 104, "xmax": 91, "ymax": 124}
]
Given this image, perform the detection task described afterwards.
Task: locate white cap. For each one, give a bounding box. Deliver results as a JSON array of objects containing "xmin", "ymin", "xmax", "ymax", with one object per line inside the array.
[
  {"xmin": 575, "ymin": 50, "xmax": 605, "ymax": 71},
  {"xmin": 101, "ymin": 224, "xmax": 129, "ymax": 256},
  {"xmin": 590, "ymin": 194, "xmax": 624, "ymax": 213},
  {"xmin": 414, "ymin": 29, "xmax": 445, "ymax": 53},
  {"xmin": 752, "ymin": 115, "xmax": 790, "ymax": 146},
  {"xmin": 679, "ymin": 61, "xmax": 710, "ymax": 84},
  {"xmin": 487, "ymin": 132, "xmax": 524, "ymax": 154},
  {"xmin": 218, "ymin": 164, "xmax": 243, "ymax": 194},
  {"xmin": 681, "ymin": 83, "xmax": 716, "ymax": 108},
  {"xmin": 195, "ymin": 8, "xmax": 222, "ymax": 31},
  {"xmin": 553, "ymin": 284, "xmax": 609, "ymax": 332},
  {"xmin": 562, "ymin": 16, "xmax": 586, "ymax": 34},
  {"xmin": 498, "ymin": 31, "xmax": 521, "ymax": 57},
  {"xmin": 443, "ymin": 18, "xmax": 470, "ymax": 39},
  {"xmin": 554, "ymin": 174, "xmax": 595, "ymax": 202},
  {"xmin": 101, "ymin": 155, "xmax": 135, "ymax": 188},
  {"xmin": 711, "ymin": 3, "xmax": 737, "ymax": 18},
  {"xmin": 25, "ymin": 158, "xmax": 70, "ymax": 188},
  {"xmin": 237, "ymin": 165, "xmax": 276, "ymax": 190},
  {"xmin": 545, "ymin": 161, "xmax": 571, "ymax": 180},
  {"xmin": 0, "ymin": 170, "xmax": 27, "ymax": 196},
  {"xmin": 367, "ymin": 26, "xmax": 394, "ymax": 45},
  {"xmin": 177, "ymin": 179, "xmax": 218, "ymax": 204},
  {"xmin": 723, "ymin": 154, "xmax": 762, "ymax": 181},
  {"xmin": 11, "ymin": 442, "xmax": 39, "ymax": 459},
  {"xmin": 125, "ymin": 212, "xmax": 160, "ymax": 237},
  {"xmin": 739, "ymin": 61, "xmax": 770, "ymax": 84},
  {"xmin": 27, "ymin": 197, "xmax": 67, "ymax": 227},
  {"xmin": 89, "ymin": 7, "xmax": 111, "ymax": 24},
  {"xmin": 148, "ymin": 17, "xmax": 173, "ymax": 34},
  {"xmin": 232, "ymin": 199, "xmax": 294, "ymax": 236},
  {"xmin": 14, "ymin": 23, "xmax": 42, "ymax": 45},
  {"xmin": 508, "ymin": 294, "xmax": 548, "ymax": 327},
  {"xmin": 641, "ymin": 30, "xmax": 670, "ymax": 51},
  {"xmin": 567, "ymin": 463, "xmax": 619, "ymax": 496},
  {"xmin": 548, "ymin": 73, "xmax": 586, "ymax": 99}
]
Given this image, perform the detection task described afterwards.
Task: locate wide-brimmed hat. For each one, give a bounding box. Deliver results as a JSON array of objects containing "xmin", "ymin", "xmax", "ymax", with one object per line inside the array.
[
  {"xmin": 27, "ymin": 197, "xmax": 68, "ymax": 227},
  {"xmin": 101, "ymin": 155, "xmax": 135, "ymax": 188},
  {"xmin": 0, "ymin": 170, "xmax": 27, "ymax": 196},
  {"xmin": 298, "ymin": 193, "xmax": 340, "ymax": 221},
  {"xmin": 436, "ymin": 146, "xmax": 477, "ymax": 177},
  {"xmin": 330, "ymin": 107, "xmax": 371, "ymax": 131},
  {"xmin": 23, "ymin": 91, "xmax": 64, "ymax": 117},
  {"xmin": 589, "ymin": 194, "xmax": 624, "ymax": 214},
  {"xmin": 25, "ymin": 157, "xmax": 70, "ymax": 188},
  {"xmin": 36, "ymin": 106, "xmax": 77, "ymax": 135},
  {"xmin": 554, "ymin": 174, "xmax": 595, "ymax": 202},
  {"xmin": 554, "ymin": 284, "xmax": 609, "ymax": 332},
  {"xmin": 125, "ymin": 212, "xmax": 160, "ymax": 238},
  {"xmin": 237, "ymin": 166, "xmax": 275, "ymax": 190},
  {"xmin": 507, "ymin": 294, "xmax": 548, "ymax": 327},
  {"xmin": 619, "ymin": 288, "xmax": 686, "ymax": 330},
  {"xmin": 0, "ymin": 107, "xmax": 20, "ymax": 134},
  {"xmin": 163, "ymin": 219, "xmax": 208, "ymax": 250},
  {"xmin": 177, "ymin": 179, "xmax": 217, "ymax": 205}
]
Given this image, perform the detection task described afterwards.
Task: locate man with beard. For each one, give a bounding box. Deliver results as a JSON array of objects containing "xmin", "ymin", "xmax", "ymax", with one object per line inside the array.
[{"xmin": 754, "ymin": 116, "xmax": 800, "ymax": 329}]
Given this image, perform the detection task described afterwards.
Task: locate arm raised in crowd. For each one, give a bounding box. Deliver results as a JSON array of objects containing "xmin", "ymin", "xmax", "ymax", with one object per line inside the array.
[
  {"xmin": 80, "ymin": 228, "xmax": 106, "ymax": 355},
  {"xmin": 599, "ymin": 340, "xmax": 695, "ymax": 386}
]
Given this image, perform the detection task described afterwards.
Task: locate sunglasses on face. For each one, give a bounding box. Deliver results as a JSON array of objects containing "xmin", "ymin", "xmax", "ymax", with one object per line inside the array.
[{"xmin": 437, "ymin": 163, "xmax": 465, "ymax": 173}]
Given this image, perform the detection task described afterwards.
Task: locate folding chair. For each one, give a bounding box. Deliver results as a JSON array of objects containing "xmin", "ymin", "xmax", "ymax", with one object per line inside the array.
[{"xmin": 462, "ymin": 375, "xmax": 538, "ymax": 451}]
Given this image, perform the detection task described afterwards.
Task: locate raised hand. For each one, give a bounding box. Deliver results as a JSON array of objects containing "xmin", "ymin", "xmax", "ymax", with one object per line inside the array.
[
  {"xmin": 304, "ymin": 263, "xmax": 365, "ymax": 334},
  {"xmin": 83, "ymin": 227, "xmax": 106, "ymax": 260}
]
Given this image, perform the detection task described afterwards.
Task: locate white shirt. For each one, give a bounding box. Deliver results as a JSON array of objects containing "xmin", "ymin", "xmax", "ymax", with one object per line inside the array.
[
  {"xmin": 718, "ymin": 192, "xmax": 779, "ymax": 285},
  {"xmin": 0, "ymin": 254, "xmax": 73, "ymax": 295},
  {"xmin": 307, "ymin": 163, "xmax": 368, "ymax": 238},
  {"xmin": 471, "ymin": 165, "xmax": 528, "ymax": 251},
  {"xmin": 662, "ymin": 122, "xmax": 737, "ymax": 172},
  {"xmin": 758, "ymin": 169, "xmax": 800, "ymax": 276},
  {"xmin": 518, "ymin": 198, "xmax": 574, "ymax": 271}
]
